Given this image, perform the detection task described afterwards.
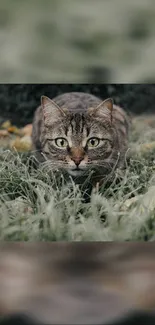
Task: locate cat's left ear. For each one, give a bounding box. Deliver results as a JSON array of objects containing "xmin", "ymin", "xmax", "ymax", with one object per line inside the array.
[
  {"xmin": 100, "ymin": 98, "xmax": 113, "ymax": 111},
  {"xmin": 96, "ymin": 98, "xmax": 113, "ymax": 117},
  {"xmin": 88, "ymin": 98, "xmax": 113, "ymax": 122}
]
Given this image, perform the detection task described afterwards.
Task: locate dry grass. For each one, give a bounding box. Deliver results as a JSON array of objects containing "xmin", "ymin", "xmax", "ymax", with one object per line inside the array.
[{"xmin": 0, "ymin": 115, "xmax": 155, "ymax": 241}]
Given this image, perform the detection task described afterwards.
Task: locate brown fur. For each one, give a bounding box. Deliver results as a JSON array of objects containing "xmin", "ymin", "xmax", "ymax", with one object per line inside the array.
[{"xmin": 32, "ymin": 92, "xmax": 130, "ymax": 185}]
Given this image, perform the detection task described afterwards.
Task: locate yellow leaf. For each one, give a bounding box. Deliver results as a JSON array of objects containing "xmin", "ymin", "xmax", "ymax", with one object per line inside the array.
[
  {"xmin": 21, "ymin": 124, "xmax": 32, "ymax": 136},
  {"xmin": 8, "ymin": 126, "xmax": 21, "ymax": 135},
  {"xmin": 1, "ymin": 120, "xmax": 11, "ymax": 129},
  {"xmin": 10, "ymin": 136, "xmax": 32, "ymax": 152}
]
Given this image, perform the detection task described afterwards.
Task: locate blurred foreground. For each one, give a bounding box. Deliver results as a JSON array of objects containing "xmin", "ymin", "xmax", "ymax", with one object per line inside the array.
[
  {"xmin": 0, "ymin": 243, "xmax": 155, "ymax": 324},
  {"xmin": 0, "ymin": 1, "xmax": 155, "ymax": 82}
]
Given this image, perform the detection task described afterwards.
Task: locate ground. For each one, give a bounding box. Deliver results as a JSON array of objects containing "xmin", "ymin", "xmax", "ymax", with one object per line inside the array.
[{"xmin": 0, "ymin": 115, "xmax": 155, "ymax": 241}]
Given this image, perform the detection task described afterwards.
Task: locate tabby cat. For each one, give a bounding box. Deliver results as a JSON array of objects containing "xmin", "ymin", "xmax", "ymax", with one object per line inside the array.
[{"xmin": 32, "ymin": 92, "xmax": 130, "ymax": 185}]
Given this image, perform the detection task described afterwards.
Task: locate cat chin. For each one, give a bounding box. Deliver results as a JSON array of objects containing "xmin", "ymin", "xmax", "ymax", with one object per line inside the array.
[{"xmin": 68, "ymin": 169, "xmax": 85, "ymax": 177}]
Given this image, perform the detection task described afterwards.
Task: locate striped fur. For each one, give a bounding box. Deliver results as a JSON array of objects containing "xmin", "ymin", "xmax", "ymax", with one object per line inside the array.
[{"xmin": 32, "ymin": 92, "xmax": 130, "ymax": 184}]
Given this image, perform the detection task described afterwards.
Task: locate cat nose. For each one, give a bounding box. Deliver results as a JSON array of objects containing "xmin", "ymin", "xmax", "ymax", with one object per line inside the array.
[{"xmin": 71, "ymin": 156, "xmax": 83, "ymax": 166}]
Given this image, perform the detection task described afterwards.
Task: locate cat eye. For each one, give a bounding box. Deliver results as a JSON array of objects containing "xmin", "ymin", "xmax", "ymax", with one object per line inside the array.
[
  {"xmin": 87, "ymin": 137, "xmax": 100, "ymax": 148},
  {"xmin": 55, "ymin": 138, "xmax": 68, "ymax": 148}
]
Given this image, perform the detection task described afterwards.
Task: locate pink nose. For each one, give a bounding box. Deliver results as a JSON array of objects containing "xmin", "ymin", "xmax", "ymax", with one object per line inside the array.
[{"xmin": 71, "ymin": 156, "xmax": 83, "ymax": 166}]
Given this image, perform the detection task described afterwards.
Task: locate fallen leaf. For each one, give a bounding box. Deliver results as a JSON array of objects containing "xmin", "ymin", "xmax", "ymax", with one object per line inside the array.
[
  {"xmin": 8, "ymin": 126, "xmax": 21, "ymax": 135},
  {"xmin": 0, "ymin": 130, "xmax": 10, "ymax": 137},
  {"xmin": 1, "ymin": 120, "xmax": 11, "ymax": 129},
  {"xmin": 21, "ymin": 124, "xmax": 32, "ymax": 136},
  {"xmin": 10, "ymin": 135, "xmax": 32, "ymax": 152}
]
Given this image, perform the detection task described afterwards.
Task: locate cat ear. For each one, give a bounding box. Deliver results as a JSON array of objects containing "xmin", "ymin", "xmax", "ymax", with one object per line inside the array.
[
  {"xmin": 95, "ymin": 98, "xmax": 113, "ymax": 117},
  {"xmin": 41, "ymin": 96, "xmax": 65, "ymax": 125},
  {"xmin": 87, "ymin": 98, "xmax": 113, "ymax": 122}
]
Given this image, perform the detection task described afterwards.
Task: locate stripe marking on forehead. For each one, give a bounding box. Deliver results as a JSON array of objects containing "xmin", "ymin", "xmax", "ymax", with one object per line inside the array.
[{"xmin": 67, "ymin": 115, "xmax": 84, "ymax": 134}]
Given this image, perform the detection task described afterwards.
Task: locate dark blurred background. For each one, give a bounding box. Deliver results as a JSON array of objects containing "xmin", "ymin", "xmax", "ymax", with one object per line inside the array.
[{"xmin": 0, "ymin": 84, "xmax": 155, "ymax": 126}]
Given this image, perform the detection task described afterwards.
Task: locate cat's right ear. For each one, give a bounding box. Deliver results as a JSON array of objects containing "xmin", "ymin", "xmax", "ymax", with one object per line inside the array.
[
  {"xmin": 41, "ymin": 96, "xmax": 65, "ymax": 126},
  {"xmin": 87, "ymin": 98, "xmax": 113, "ymax": 123}
]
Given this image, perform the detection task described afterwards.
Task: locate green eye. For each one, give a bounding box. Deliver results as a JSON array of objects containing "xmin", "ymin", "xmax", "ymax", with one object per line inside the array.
[
  {"xmin": 55, "ymin": 138, "xmax": 68, "ymax": 148},
  {"xmin": 87, "ymin": 137, "xmax": 100, "ymax": 148}
]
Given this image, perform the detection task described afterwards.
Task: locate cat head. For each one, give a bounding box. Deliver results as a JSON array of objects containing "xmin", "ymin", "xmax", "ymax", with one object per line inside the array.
[{"xmin": 41, "ymin": 96, "xmax": 116, "ymax": 177}]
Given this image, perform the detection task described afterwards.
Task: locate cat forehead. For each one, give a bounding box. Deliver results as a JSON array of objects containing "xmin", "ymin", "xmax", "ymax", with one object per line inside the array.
[
  {"xmin": 50, "ymin": 115, "xmax": 108, "ymax": 137},
  {"xmin": 60, "ymin": 106, "xmax": 87, "ymax": 115}
]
